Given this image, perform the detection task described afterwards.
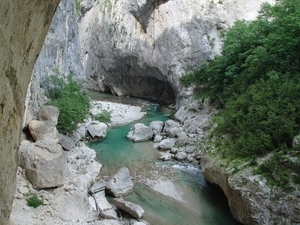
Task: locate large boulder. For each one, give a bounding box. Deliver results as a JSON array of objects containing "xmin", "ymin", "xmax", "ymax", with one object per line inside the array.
[
  {"xmin": 19, "ymin": 140, "xmax": 66, "ymax": 189},
  {"xmin": 163, "ymin": 120, "xmax": 181, "ymax": 137},
  {"xmin": 28, "ymin": 106, "xmax": 59, "ymax": 142},
  {"xmin": 87, "ymin": 122, "xmax": 108, "ymax": 139},
  {"xmin": 113, "ymin": 198, "xmax": 145, "ymax": 219},
  {"xmin": 127, "ymin": 123, "xmax": 153, "ymax": 142},
  {"xmin": 106, "ymin": 167, "xmax": 134, "ymax": 197}
]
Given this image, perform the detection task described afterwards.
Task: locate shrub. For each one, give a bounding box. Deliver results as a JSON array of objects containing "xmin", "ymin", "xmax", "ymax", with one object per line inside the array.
[
  {"xmin": 93, "ymin": 109, "xmax": 112, "ymax": 123},
  {"xmin": 27, "ymin": 195, "xmax": 43, "ymax": 208},
  {"xmin": 45, "ymin": 72, "xmax": 91, "ymax": 134}
]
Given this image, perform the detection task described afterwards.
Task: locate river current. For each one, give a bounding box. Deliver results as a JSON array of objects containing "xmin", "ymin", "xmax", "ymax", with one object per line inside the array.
[{"xmin": 88, "ymin": 92, "xmax": 241, "ymax": 225}]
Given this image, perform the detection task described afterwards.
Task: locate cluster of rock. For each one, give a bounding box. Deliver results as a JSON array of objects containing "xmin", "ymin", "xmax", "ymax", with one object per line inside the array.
[
  {"xmin": 13, "ymin": 105, "xmax": 107, "ymax": 224},
  {"xmin": 127, "ymin": 119, "xmax": 202, "ymax": 164},
  {"xmin": 20, "ymin": 106, "xmax": 66, "ymax": 189},
  {"xmin": 89, "ymin": 167, "xmax": 148, "ymax": 225}
]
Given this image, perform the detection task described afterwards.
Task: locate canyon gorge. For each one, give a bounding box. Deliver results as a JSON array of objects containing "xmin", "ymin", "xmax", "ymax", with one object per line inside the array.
[{"xmin": 1, "ymin": 0, "xmax": 299, "ymax": 225}]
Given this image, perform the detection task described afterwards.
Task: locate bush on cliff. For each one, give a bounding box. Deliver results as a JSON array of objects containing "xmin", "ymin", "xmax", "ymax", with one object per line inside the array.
[
  {"xmin": 45, "ymin": 72, "xmax": 90, "ymax": 134},
  {"xmin": 180, "ymin": 0, "xmax": 300, "ymax": 189}
]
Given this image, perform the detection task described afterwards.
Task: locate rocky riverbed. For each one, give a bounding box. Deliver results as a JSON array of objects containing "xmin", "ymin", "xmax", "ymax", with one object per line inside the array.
[{"xmin": 11, "ymin": 98, "xmax": 199, "ymax": 225}]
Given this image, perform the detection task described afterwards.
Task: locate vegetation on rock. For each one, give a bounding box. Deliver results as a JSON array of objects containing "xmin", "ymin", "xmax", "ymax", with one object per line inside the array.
[
  {"xmin": 180, "ymin": 0, "xmax": 300, "ymax": 190},
  {"xmin": 45, "ymin": 71, "xmax": 91, "ymax": 134},
  {"xmin": 27, "ymin": 194, "xmax": 43, "ymax": 208}
]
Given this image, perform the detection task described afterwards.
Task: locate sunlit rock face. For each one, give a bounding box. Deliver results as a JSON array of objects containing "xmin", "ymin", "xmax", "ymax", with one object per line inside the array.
[
  {"xmin": 79, "ymin": 0, "xmax": 274, "ymax": 105},
  {"xmin": 0, "ymin": 1, "xmax": 60, "ymax": 224}
]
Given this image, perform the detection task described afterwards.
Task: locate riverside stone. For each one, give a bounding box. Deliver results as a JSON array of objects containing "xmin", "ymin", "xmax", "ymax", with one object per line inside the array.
[
  {"xmin": 175, "ymin": 152, "xmax": 188, "ymax": 161},
  {"xmin": 113, "ymin": 198, "xmax": 145, "ymax": 219},
  {"xmin": 127, "ymin": 123, "xmax": 153, "ymax": 142},
  {"xmin": 106, "ymin": 167, "xmax": 134, "ymax": 197},
  {"xmin": 87, "ymin": 122, "xmax": 108, "ymax": 139},
  {"xmin": 158, "ymin": 138, "xmax": 176, "ymax": 150},
  {"xmin": 150, "ymin": 121, "xmax": 164, "ymax": 135}
]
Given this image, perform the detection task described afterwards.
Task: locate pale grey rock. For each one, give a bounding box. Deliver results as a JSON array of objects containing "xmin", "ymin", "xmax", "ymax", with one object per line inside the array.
[
  {"xmin": 158, "ymin": 138, "xmax": 176, "ymax": 150},
  {"xmin": 170, "ymin": 147, "xmax": 179, "ymax": 154},
  {"xmin": 175, "ymin": 152, "xmax": 188, "ymax": 161},
  {"xmin": 127, "ymin": 123, "xmax": 153, "ymax": 142},
  {"xmin": 168, "ymin": 127, "xmax": 182, "ymax": 138},
  {"xmin": 58, "ymin": 133, "xmax": 75, "ymax": 151},
  {"xmin": 70, "ymin": 125, "xmax": 86, "ymax": 142},
  {"xmin": 106, "ymin": 167, "xmax": 134, "ymax": 197},
  {"xmin": 176, "ymin": 131, "xmax": 189, "ymax": 146},
  {"xmin": 185, "ymin": 145, "xmax": 196, "ymax": 154},
  {"xmin": 113, "ymin": 198, "xmax": 145, "ymax": 219},
  {"xmin": 80, "ymin": 0, "xmax": 95, "ymax": 17},
  {"xmin": 87, "ymin": 122, "xmax": 108, "ymax": 139},
  {"xmin": 19, "ymin": 140, "xmax": 66, "ymax": 189},
  {"xmin": 28, "ymin": 106, "xmax": 59, "ymax": 142},
  {"xmin": 133, "ymin": 222, "xmax": 148, "ymax": 225},
  {"xmin": 159, "ymin": 153, "xmax": 173, "ymax": 161},
  {"xmin": 153, "ymin": 135, "xmax": 163, "ymax": 143},
  {"xmin": 150, "ymin": 121, "xmax": 164, "ymax": 135},
  {"xmin": 94, "ymin": 219, "xmax": 121, "ymax": 225},
  {"xmin": 100, "ymin": 209, "xmax": 118, "ymax": 220},
  {"xmin": 163, "ymin": 120, "xmax": 181, "ymax": 135}
]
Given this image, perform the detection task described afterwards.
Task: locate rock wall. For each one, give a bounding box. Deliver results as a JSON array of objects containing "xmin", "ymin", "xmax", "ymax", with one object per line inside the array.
[
  {"xmin": 78, "ymin": 0, "xmax": 274, "ymax": 105},
  {"xmin": 201, "ymin": 156, "xmax": 300, "ymax": 225},
  {"xmin": 26, "ymin": 0, "xmax": 83, "ymax": 119},
  {"xmin": 0, "ymin": 1, "xmax": 60, "ymax": 224}
]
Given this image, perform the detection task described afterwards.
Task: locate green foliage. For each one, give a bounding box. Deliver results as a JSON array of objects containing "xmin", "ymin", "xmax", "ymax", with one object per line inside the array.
[
  {"xmin": 27, "ymin": 195, "xmax": 43, "ymax": 208},
  {"xmin": 93, "ymin": 109, "xmax": 112, "ymax": 123},
  {"xmin": 180, "ymin": 0, "xmax": 300, "ymax": 188},
  {"xmin": 45, "ymin": 72, "xmax": 91, "ymax": 134},
  {"xmin": 255, "ymin": 150, "xmax": 300, "ymax": 191},
  {"xmin": 74, "ymin": 0, "xmax": 81, "ymax": 15}
]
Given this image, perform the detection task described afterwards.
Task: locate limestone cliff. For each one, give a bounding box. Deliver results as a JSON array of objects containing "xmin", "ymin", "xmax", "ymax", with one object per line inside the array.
[
  {"xmin": 78, "ymin": 0, "xmax": 274, "ymax": 105},
  {"xmin": 0, "ymin": 1, "xmax": 60, "ymax": 224},
  {"xmin": 26, "ymin": 0, "xmax": 83, "ymax": 119},
  {"xmin": 201, "ymin": 156, "xmax": 300, "ymax": 224}
]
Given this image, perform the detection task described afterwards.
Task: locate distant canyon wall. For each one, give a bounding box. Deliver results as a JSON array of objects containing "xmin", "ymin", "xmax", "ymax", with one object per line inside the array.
[
  {"xmin": 78, "ymin": 0, "xmax": 274, "ymax": 105},
  {"xmin": 0, "ymin": 1, "xmax": 60, "ymax": 224}
]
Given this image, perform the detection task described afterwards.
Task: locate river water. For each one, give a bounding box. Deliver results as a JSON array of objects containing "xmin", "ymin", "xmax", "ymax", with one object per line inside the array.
[{"xmin": 88, "ymin": 92, "xmax": 241, "ymax": 225}]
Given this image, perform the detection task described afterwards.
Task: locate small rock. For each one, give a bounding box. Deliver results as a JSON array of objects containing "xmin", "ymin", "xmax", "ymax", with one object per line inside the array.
[
  {"xmin": 175, "ymin": 152, "xmax": 188, "ymax": 161},
  {"xmin": 113, "ymin": 198, "xmax": 145, "ymax": 219},
  {"xmin": 158, "ymin": 138, "xmax": 176, "ymax": 150}
]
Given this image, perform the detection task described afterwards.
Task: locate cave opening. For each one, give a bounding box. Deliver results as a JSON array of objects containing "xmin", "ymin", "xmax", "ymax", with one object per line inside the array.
[{"xmin": 103, "ymin": 75, "xmax": 176, "ymax": 106}]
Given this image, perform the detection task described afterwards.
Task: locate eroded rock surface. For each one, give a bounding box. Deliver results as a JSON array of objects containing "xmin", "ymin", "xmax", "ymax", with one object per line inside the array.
[
  {"xmin": 0, "ymin": 1, "xmax": 60, "ymax": 223},
  {"xmin": 106, "ymin": 167, "xmax": 134, "ymax": 197},
  {"xmin": 127, "ymin": 123, "xmax": 153, "ymax": 142},
  {"xmin": 19, "ymin": 140, "xmax": 66, "ymax": 189}
]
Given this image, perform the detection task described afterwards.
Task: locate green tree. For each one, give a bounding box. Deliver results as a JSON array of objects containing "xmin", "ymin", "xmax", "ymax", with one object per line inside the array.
[
  {"xmin": 45, "ymin": 72, "xmax": 90, "ymax": 134},
  {"xmin": 180, "ymin": 0, "xmax": 300, "ymax": 188}
]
